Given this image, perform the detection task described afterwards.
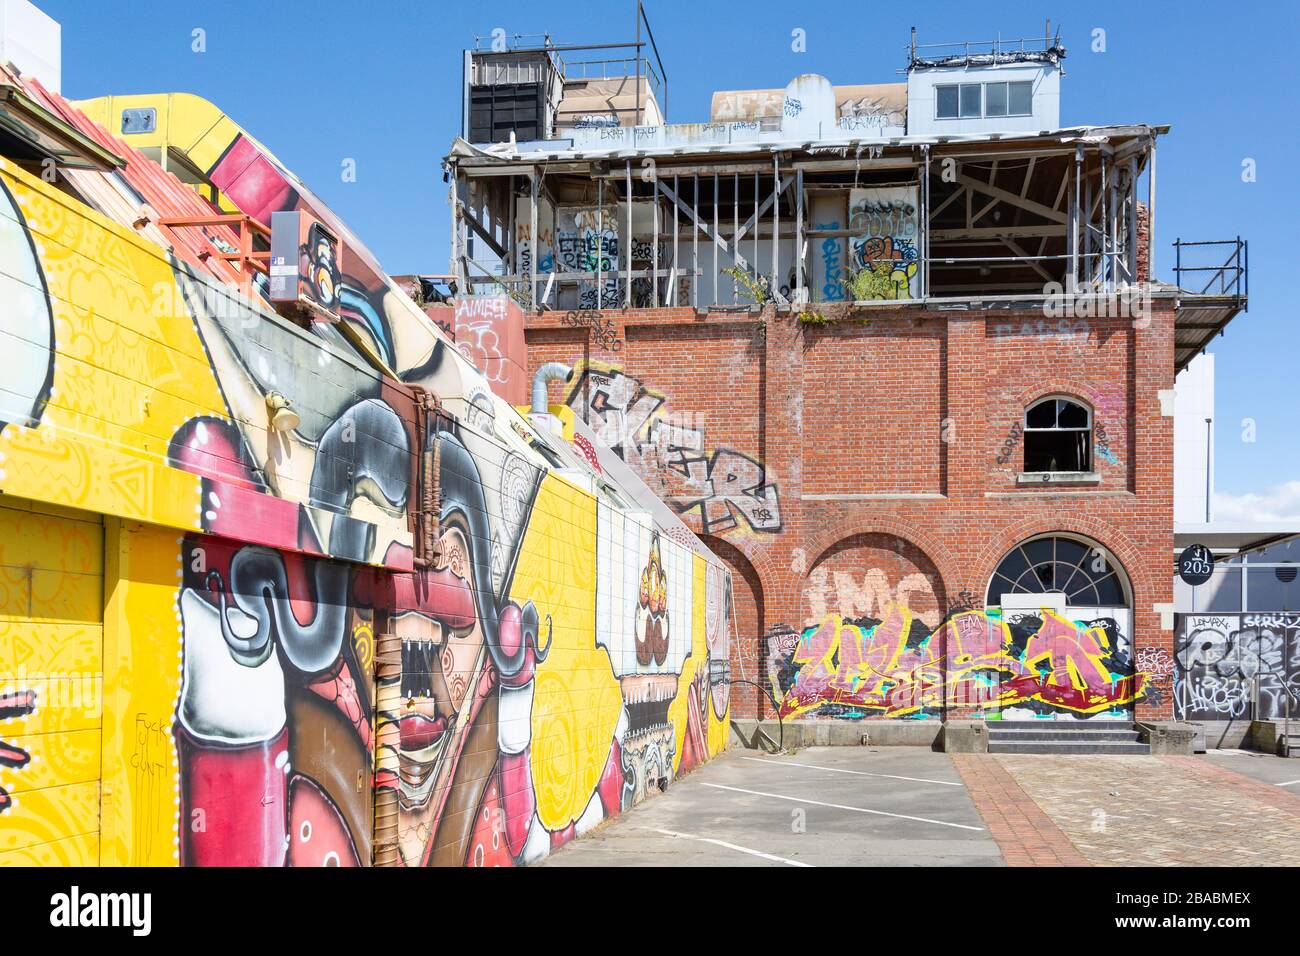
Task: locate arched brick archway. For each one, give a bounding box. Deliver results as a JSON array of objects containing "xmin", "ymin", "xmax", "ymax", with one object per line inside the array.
[
  {"xmin": 800, "ymin": 533, "xmax": 948, "ymax": 632},
  {"xmin": 775, "ymin": 514, "xmax": 959, "ymax": 618},
  {"xmin": 698, "ymin": 534, "xmax": 767, "ymax": 720}
]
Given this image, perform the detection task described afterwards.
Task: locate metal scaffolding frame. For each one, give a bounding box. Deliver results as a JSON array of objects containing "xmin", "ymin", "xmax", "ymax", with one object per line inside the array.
[{"xmin": 445, "ymin": 132, "xmax": 1158, "ymax": 310}]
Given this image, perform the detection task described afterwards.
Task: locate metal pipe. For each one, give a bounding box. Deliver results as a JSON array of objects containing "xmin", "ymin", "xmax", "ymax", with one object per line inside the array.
[{"xmin": 532, "ymin": 362, "xmax": 572, "ymax": 414}]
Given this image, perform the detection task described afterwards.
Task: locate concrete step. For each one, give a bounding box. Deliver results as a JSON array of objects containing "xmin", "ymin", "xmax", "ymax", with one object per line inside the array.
[
  {"xmin": 988, "ymin": 740, "xmax": 1151, "ymax": 755},
  {"xmin": 986, "ymin": 726, "xmax": 1141, "ymax": 742}
]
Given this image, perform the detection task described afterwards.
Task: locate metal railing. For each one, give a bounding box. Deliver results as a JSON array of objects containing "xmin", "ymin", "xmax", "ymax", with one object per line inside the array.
[
  {"xmin": 908, "ymin": 30, "xmax": 1065, "ymax": 68},
  {"xmin": 1173, "ymin": 237, "xmax": 1248, "ymax": 306},
  {"xmin": 561, "ymin": 55, "xmax": 662, "ymax": 95}
]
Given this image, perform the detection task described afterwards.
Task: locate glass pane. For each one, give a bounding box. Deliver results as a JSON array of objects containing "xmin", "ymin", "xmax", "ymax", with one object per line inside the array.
[
  {"xmin": 1055, "ymin": 538, "xmax": 1089, "ymax": 569},
  {"xmin": 1246, "ymin": 568, "xmax": 1300, "ymax": 611},
  {"xmin": 1021, "ymin": 538, "xmax": 1055, "ymax": 568},
  {"xmin": 960, "ymin": 84, "xmax": 982, "ymax": 118},
  {"xmin": 1057, "ymin": 400, "xmax": 1089, "ymax": 428},
  {"xmin": 1251, "ymin": 539, "xmax": 1300, "ymax": 563},
  {"xmin": 1008, "ymin": 81, "xmax": 1033, "ymax": 115},
  {"xmin": 1187, "ymin": 568, "xmax": 1242, "ymax": 612},
  {"xmin": 1026, "ymin": 401, "xmax": 1056, "ymax": 428},
  {"xmin": 1092, "ymin": 573, "xmax": 1126, "ymax": 606},
  {"xmin": 991, "ymin": 548, "xmax": 1031, "ymax": 592},
  {"xmin": 1024, "ymin": 431, "xmax": 1087, "ymax": 472},
  {"xmin": 987, "ymin": 573, "xmax": 1019, "ymax": 605},
  {"xmin": 936, "ymin": 86, "xmax": 959, "ymax": 118},
  {"xmin": 985, "ymin": 82, "xmax": 1008, "ymax": 116}
]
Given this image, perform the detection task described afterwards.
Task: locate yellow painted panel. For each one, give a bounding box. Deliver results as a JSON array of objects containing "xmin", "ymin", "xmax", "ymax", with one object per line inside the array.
[
  {"xmin": 522, "ymin": 475, "xmax": 621, "ymax": 831},
  {"xmin": 0, "ymin": 505, "xmax": 102, "ymax": 573},
  {"xmin": 0, "ymin": 620, "xmax": 101, "ymax": 675},
  {"xmin": 0, "ymin": 829, "xmax": 98, "ymax": 866},
  {"xmin": 2, "ymin": 729, "xmax": 101, "ymax": 793},
  {"xmin": 0, "ymin": 162, "xmax": 222, "ymax": 532},
  {"xmin": 100, "ymin": 521, "xmax": 184, "ymax": 867},
  {"xmin": 0, "ymin": 780, "xmax": 99, "ymax": 854},
  {"xmin": 0, "ymin": 677, "xmax": 102, "ymax": 736}
]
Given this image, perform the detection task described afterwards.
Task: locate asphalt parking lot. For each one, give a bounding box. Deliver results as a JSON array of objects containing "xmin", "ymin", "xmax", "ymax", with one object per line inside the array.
[
  {"xmin": 540, "ymin": 747, "xmax": 1001, "ymax": 867},
  {"xmin": 1203, "ymin": 749, "xmax": 1300, "ymax": 787}
]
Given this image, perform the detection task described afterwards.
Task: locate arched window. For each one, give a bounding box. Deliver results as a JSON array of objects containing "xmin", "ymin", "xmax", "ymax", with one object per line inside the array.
[
  {"xmin": 1023, "ymin": 396, "xmax": 1091, "ymax": 473},
  {"xmin": 985, "ymin": 534, "xmax": 1129, "ymax": 607}
]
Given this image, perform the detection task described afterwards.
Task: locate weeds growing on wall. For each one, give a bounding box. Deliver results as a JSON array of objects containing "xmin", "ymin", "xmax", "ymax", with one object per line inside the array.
[
  {"xmin": 841, "ymin": 262, "xmax": 896, "ymax": 301},
  {"xmin": 722, "ymin": 266, "xmax": 771, "ymax": 307}
]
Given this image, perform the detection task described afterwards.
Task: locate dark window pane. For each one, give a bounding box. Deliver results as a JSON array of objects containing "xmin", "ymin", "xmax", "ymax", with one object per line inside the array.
[
  {"xmin": 1008, "ymin": 81, "xmax": 1033, "ymax": 115},
  {"xmin": 960, "ymin": 84, "xmax": 982, "ymax": 118},
  {"xmin": 987, "ymin": 573, "xmax": 1019, "ymax": 605},
  {"xmin": 1057, "ymin": 400, "xmax": 1089, "ymax": 428},
  {"xmin": 1021, "ymin": 538, "xmax": 1055, "ymax": 568},
  {"xmin": 1026, "ymin": 400, "xmax": 1056, "ymax": 428},
  {"xmin": 986, "ymin": 82, "xmax": 1008, "ymax": 117},
  {"xmin": 1024, "ymin": 430, "xmax": 1090, "ymax": 472},
  {"xmin": 1055, "ymin": 538, "xmax": 1089, "ymax": 568},
  {"xmin": 1092, "ymin": 573, "xmax": 1126, "ymax": 606},
  {"xmin": 936, "ymin": 86, "xmax": 959, "ymax": 119}
]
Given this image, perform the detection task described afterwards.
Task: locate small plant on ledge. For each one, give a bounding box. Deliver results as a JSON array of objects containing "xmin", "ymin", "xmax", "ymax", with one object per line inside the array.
[{"xmin": 721, "ymin": 266, "xmax": 771, "ymax": 307}]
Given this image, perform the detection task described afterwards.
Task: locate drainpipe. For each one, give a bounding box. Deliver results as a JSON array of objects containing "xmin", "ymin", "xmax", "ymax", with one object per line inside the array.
[{"xmin": 531, "ymin": 362, "xmax": 572, "ymax": 415}]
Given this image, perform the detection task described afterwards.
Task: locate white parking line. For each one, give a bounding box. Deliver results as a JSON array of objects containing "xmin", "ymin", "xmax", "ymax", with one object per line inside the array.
[
  {"xmin": 1278, "ymin": 779, "xmax": 1300, "ymax": 787},
  {"xmin": 739, "ymin": 755, "xmax": 962, "ymax": 787},
  {"xmin": 701, "ymin": 782, "xmax": 985, "ymax": 831},
  {"xmin": 649, "ymin": 828, "xmax": 814, "ymax": 867}
]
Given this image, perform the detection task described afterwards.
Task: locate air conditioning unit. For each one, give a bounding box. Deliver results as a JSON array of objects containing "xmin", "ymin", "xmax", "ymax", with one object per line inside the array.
[{"xmin": 269, "ymin": 211, "xmax": 343, "ymax": 320}]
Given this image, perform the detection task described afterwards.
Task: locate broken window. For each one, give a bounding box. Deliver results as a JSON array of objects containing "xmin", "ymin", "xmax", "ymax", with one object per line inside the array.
[{"xmin": 1023, "ymin": 397, "xmax": 1092, "ymax": 473}]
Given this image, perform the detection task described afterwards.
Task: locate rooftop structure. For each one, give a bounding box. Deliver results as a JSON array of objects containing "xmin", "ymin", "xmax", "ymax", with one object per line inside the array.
[{"xmin": 444, "ymin": 22, "xmax": 1246, "ymax": 373}]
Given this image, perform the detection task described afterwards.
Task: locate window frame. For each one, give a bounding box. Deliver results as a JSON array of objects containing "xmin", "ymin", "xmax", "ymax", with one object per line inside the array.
[
  {"xmin": 933, "ymin": 79, "xmax": 1035, "ymax": 120},
  {"xmin": 986, "ymin": 533, "xmax": 1132, "ymax": 609},
  {"xmin": 1022, "ymin": 395, "xmax": 1094, "ymax": 474}
]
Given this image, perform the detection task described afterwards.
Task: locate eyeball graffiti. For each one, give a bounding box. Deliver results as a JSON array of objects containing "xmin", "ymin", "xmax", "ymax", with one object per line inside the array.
[{"xmin": 0, "ymin": 180, "xmax": 54, "ymax": 431}]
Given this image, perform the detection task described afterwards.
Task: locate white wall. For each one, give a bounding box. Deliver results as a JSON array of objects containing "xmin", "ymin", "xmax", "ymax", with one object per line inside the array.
[
  {"xmin": 0, "ymin": 0, "xmax": 60, "ymax": 93},
  {"xmin": 906, "ymin": 62, "xmax": 1059, "ymax": 137},
  {"xmin": 1174, "ymin": 352, "xmax": 1215, "ymax": 523}
]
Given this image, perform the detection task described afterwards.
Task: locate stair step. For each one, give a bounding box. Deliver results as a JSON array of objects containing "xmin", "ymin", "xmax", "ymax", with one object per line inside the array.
[
  {"xmin": 988, "ymin": 740, "xmax": 1151, "ymax": 755},
  {"xmin": 986, "ymin": 728, "xmax": 1140, "ymax": 742}
]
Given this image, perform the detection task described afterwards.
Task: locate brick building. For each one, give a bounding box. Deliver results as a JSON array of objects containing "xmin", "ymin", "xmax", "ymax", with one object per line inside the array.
[{"xmin": 434, "ymin": 25, "xmax": 1248, "ymax": 736}]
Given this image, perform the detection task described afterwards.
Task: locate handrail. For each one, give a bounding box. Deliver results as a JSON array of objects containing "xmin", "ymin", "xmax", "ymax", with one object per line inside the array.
[{"xmin": 1173, "ymin": 237, "xmax": 1248, "ymax": 304}]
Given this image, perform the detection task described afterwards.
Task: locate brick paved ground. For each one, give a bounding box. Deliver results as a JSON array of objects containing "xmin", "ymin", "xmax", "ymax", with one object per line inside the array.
[
  {"xmin": 958, "ymin": 754, "xmax": 1300, "ymax": 867},
  {"xmin": 952, "ymin": 755, "xmax": 1091, "ymax": 866}
]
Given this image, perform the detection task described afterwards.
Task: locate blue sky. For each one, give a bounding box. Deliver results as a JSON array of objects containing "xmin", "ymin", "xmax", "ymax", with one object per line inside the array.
[{"xmin": 41, "ymin": 0, "xmax": 1300, "ymax": 515}]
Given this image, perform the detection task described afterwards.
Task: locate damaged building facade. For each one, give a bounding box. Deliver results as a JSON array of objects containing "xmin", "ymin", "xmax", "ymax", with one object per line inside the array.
[{"xmin": 437, "ymin": 22, "xmax": 1250, "ymax": 747}]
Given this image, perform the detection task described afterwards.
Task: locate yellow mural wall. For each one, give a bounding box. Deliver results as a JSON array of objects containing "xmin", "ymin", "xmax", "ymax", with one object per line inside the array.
[{"xmin": 0, "ymin": 145, "xmax": 731, "ymax": 869}]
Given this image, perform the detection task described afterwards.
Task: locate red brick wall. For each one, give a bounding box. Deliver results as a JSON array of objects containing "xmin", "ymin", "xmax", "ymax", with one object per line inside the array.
[{"xmin": 523, "ymin": 298, "xmax": 1177, "ymax": 722}]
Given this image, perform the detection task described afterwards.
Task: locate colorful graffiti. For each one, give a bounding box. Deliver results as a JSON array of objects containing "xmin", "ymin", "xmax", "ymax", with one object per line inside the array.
[
  {"xmin": 767, "ymin": 605, "xmax": 1144, "ymax": 720},
  {"xmin": 846, "ymin": 186, "xmax": 919, "ymax": 300},
  {"xmin": 0, "ymin": 97, "xmax": 731, "ymax": 868},
  {"xmin": 567, "ymin": 364, "xmax": 781, "ymax": 534}
]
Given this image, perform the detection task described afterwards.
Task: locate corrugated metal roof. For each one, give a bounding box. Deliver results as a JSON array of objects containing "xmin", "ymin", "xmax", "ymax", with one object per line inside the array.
[{"xmin": 2, "ymin": 66, "xmax": 246, "ymax": 287}]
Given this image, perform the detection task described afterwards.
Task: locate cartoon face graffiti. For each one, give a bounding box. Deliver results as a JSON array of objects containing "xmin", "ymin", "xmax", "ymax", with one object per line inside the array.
[
  {"xmin": 636, "ymin": 535, "xmax": 670, "ymax": 666},
  {"xmin": 0, "ymin": 179, "xmax": 54, "ymax": 431}
]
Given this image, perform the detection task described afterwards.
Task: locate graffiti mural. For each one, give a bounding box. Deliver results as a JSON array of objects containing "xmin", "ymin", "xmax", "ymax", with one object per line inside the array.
[
  {"xmin": 1175, "ymin": 614, "xmax": 1300, "ymax": 721},
  {"xmin": 567, "ymin": 364, "xmax": 782, "ymax": 535},
  {"xmin": 0, "ymin": 95, "xmax": 732, "ymax": 868},
  {"xmin": 767, "ymin": 605, "xmax": 1143, "ymax": 720},
  {"xmin": 847, "ymin": 186, "xmax": 919, "ymax": 300}
]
